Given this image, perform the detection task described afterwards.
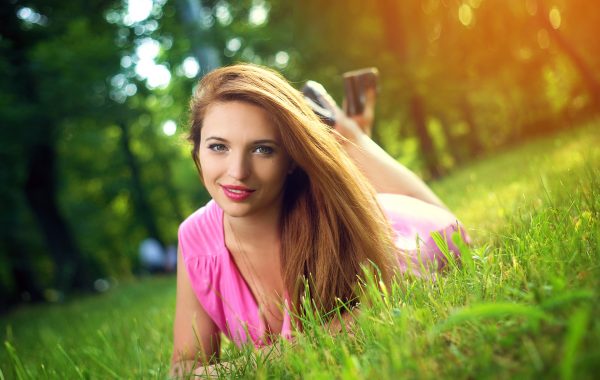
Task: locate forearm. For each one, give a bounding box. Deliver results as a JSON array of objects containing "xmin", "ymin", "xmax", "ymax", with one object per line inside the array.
[{"xmin": 344, "ymin": 133, "xmax": 448, "ymax": 210}]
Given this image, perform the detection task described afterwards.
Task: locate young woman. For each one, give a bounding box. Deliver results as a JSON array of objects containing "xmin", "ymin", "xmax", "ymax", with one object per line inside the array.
[{"xmin": 171, "ymin": 63, "xmax": 466, "ymax": 376}]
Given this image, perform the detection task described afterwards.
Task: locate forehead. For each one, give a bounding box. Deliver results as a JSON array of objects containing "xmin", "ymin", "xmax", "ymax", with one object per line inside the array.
[{"xmin": 202, "ymin": 100, "xmax": 280, "ymax": 140}]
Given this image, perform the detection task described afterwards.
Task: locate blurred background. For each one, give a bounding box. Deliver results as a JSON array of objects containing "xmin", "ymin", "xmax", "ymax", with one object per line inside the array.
[{"xmin": 1, "ymin": 0, "xmax": 598, "ymax": 311}]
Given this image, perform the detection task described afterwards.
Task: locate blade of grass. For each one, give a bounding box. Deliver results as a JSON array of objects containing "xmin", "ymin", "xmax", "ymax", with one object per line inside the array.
[
  {"xmin": 56, "ymin": 343, "xmax": 85, "ymax": 379},
  {"xmin": 560, "ymin": 307, "xmax": 590, "ymax": 380},
  {"xmin": 82, "ymin": 349, "xmax": 120, "ymax": 378},
  {"xmin": 3, "ymin": 341, "xmax": 30, "ymax": 380},
  {"xmin": 541, "ymin": 290, "xmax": 594, "ymax": 311},
  {"xmin": 431, "ymin": 231, "xmax": 460, "ymax": 272},
  {"xmin": 431, "ymin": 302, "xmax": 553, "ymax": 335},
  {"xmin": 452, "ymin": 229, "xmax": 474, "ymax": 274}
]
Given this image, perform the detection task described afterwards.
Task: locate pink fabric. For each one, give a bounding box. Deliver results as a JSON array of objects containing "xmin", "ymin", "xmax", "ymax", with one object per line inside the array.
[
  {"xmin": 178, "ymin": 200, "xmax": 291, "ymax": 348},
  {"xmin": 376, "ymin": 194, "xmax": 469, "ymax": 276},
  {"xmin": 178, "ymin": 194, "xmax": 468, "ymax": 348}
]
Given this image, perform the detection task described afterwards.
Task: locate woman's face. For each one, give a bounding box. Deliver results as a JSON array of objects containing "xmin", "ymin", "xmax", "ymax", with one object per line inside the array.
[{"xmin": 199, "ymin": 100, "xmax": 293, "ymax": 219}]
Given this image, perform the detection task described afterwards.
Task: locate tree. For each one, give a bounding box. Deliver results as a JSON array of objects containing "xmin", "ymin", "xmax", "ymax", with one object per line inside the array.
[{"xmin": 1, "ymin": 1, "xmax": 120, "ymax": 302}]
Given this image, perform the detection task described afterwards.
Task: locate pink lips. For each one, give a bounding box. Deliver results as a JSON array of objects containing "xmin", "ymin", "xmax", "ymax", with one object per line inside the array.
[{"xmin": 221, "ymin": 185, "xmax": 255, "ymax": 201}]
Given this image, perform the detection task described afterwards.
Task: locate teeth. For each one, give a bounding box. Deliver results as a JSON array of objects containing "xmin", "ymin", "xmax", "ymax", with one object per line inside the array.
[{"xmin": 229, "ymin": 189, "xmax": 243, "ymax": 194}]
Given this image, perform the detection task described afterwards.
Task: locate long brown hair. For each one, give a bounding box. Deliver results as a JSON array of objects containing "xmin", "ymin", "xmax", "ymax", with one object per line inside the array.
[{"xmin": 188, "ymin": 63, "xmax": 396, "ymax": 315}]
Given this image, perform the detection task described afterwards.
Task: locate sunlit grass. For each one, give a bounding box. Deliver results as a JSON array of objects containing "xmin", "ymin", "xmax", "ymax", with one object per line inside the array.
[
  {"xmin": 432, "ymin": 119, "xmax": 600, "ymax": 238},
  {"xmin": 1, "ymin": 121, "xmax": 599, "ymax": 379}
]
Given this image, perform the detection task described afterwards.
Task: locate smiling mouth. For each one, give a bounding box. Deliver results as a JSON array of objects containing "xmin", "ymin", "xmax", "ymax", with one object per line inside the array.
[
  {"xmin": 226, "ymin": 188, "xmax": 249, "ymax": 194},
  {"xmin": 221, "ymin": 185, "xmax": 255, "ymax": 201}
]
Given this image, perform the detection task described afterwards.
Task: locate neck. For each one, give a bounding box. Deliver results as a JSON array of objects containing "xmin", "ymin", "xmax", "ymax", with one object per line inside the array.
[{"xmin": 224, "ymin": 203, "xmax": 282, "ymax": 256}]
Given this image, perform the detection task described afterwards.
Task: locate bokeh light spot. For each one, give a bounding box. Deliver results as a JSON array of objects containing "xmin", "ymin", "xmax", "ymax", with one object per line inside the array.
[
  {"xmin": 126, "ymin": 0, "xmax": 153, "ymax": 24},
  {"xmin": 549, "ymin": 7, "xmax": 561, "ymax": 29},
  {"xmin": 121, "ymin": 55, "xmax": 133, "ymax": 68},
  {"xmin": 182, "ymin": 57, "xmax": 200, "ymax": 78},
  {"xmin": 215, "ymin": 2, "xmax": 233, "ymax": 26},
  {"xmin": 249, "ymin": 2, "xmax": 269, "ymax": 26},
  {"xmin": 136, "ymin": 38, "xmax": 160, "ymax": 61},
  {"xmin": 275, "ymin": 51, "xmax": 289, "ymax": 68},
  {"xmin": 162, "ymin": 120, "xmax": 177, "ymax": 136},
  {"xmin": 537, "ymin": 29, "xmax": 550, "ymax": 49},
  {"xmin": 458, "ymin": 4, "xmax": 473, "ymax": 27},
  {"xmin": 17, "ymin": 7, "xmax": 32, "ymax": 20},
  {"xmin": 227, "ymin": 38, "xmax": 242, "ymax": 52},
  {"xmin": 525, "ymin": 0, "xmax": 538, "ymax": 16},
  {"xmin": 16, "ymin": 6, "xmax": 48, "ymax": 26},
  {"xmin": 125, "ymin": 83, "xmax": 137, "ymax": 96},
  {"xmin": 146, "ymin": 64, "xmax": 171, "ymax": 89}
]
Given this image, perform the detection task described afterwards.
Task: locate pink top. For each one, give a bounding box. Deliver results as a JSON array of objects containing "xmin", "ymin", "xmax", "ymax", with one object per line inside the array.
[{"xmin": 178, "ymin": 193, "xmax": 468, "ymax": 348}]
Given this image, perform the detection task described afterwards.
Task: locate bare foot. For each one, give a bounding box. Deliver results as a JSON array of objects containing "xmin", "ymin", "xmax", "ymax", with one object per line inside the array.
[{"xmin": 344, "ymin": 88, "xmax": 376, "ymax": 137}]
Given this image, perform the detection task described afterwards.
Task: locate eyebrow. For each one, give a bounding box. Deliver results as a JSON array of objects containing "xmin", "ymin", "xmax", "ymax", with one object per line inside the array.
[{"xmin": 204, "ymin": 136, "xmax": 280, "ymax": 146}]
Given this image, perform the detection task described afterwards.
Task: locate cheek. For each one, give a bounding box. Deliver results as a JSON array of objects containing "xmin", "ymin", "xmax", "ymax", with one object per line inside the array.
[
  {"xmin": 198, "ymin": 155, "xmax": 215, "ymax": 181},
  {"xmin": 270, "ymin": 161, "xmax": 293, "ymax": 184},
  {"xmin": 251, "ymin": 162, "xmax": 281, "ymax": 182}
]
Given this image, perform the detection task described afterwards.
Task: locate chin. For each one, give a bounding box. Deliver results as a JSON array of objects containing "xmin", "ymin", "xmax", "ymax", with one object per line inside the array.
[
  {"xmin": 215, "ymin": 199, "xmax": 253, "ymax": 218},
  {"xmin": 222, "ymin": 208, "xmax": 250, "ymax": 218}
]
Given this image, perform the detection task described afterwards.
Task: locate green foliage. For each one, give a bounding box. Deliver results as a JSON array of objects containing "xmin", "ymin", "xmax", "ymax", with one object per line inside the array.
[{"xmin": 1, "ymin": 0, "xmax": 127, "ymax": 304}]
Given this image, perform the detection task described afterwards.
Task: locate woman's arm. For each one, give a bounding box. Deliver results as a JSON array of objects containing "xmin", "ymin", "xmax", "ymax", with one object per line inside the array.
[{"xmin": 170, "ymin": 249, "xmax": 221, "ymax": 378}]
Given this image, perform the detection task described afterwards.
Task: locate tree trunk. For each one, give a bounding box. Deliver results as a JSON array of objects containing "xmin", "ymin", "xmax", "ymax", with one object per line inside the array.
[
  {"xmin": 536, "ymin": 0, "xmax": 600, "ymax": 105},
  {"xmin": 377, "ymin": 0, "xmax": 407, "ymax": 61},
  {"xmin": 460, "ymin": 96, "xmax": 484, "ymax": 157},
  {"xmin": 375, "ymin": 0, "xmax": 441, "ymax": 178},
  {"xmin": 161, "ymin": 160, "xmax": 184, "ymax": 222},
  {"xmin": 410, "ymin": 95, "xmax": 442, "ymax": 178},
  {"xmin": 437, "ymin": 113, "xmax": 463, "ymax": 165},
  {"xmin": 118, "ymin": 122, "xmax": 164, "ymax": 246},
  {"xmin": 2, "ymin": 3, "xmax": 87, "ymax": 295},
  {"xmin": 24, "ymin": 143, "xmax": 88, "ymax": 293},
  {"xmin": 1, "ymin": 236, "xmax": 45, "ymax": 310}
]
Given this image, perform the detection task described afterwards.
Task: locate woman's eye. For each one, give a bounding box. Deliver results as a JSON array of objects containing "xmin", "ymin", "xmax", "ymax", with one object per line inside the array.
[
  {"xmin": 208, "ymin": 143, "xmax": 227, "ymax": 152},
  {"xmin": 253, "ymin": 145, "xmax": 274, "ymax": 155}
]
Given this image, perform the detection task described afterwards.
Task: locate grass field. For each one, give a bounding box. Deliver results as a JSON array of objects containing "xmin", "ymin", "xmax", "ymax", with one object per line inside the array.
[{"xmin": 1, "ymin": 121, "xmax": 599, "ymax": 379}]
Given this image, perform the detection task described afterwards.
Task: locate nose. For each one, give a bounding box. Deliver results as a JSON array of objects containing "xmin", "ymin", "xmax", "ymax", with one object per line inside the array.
[{"xmin": 227, "ymin": 151, "xmax": 251, "ymax": 181}]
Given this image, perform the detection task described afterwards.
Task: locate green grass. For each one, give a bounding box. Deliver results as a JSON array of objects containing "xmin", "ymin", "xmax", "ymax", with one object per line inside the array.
[
  {"xmin": 2, "ymin": 120, "xmax": 599, "ymax": 379},
  {"xmin": 1, "ymin": 277, "xmax": 176, "ymax": 378}
]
